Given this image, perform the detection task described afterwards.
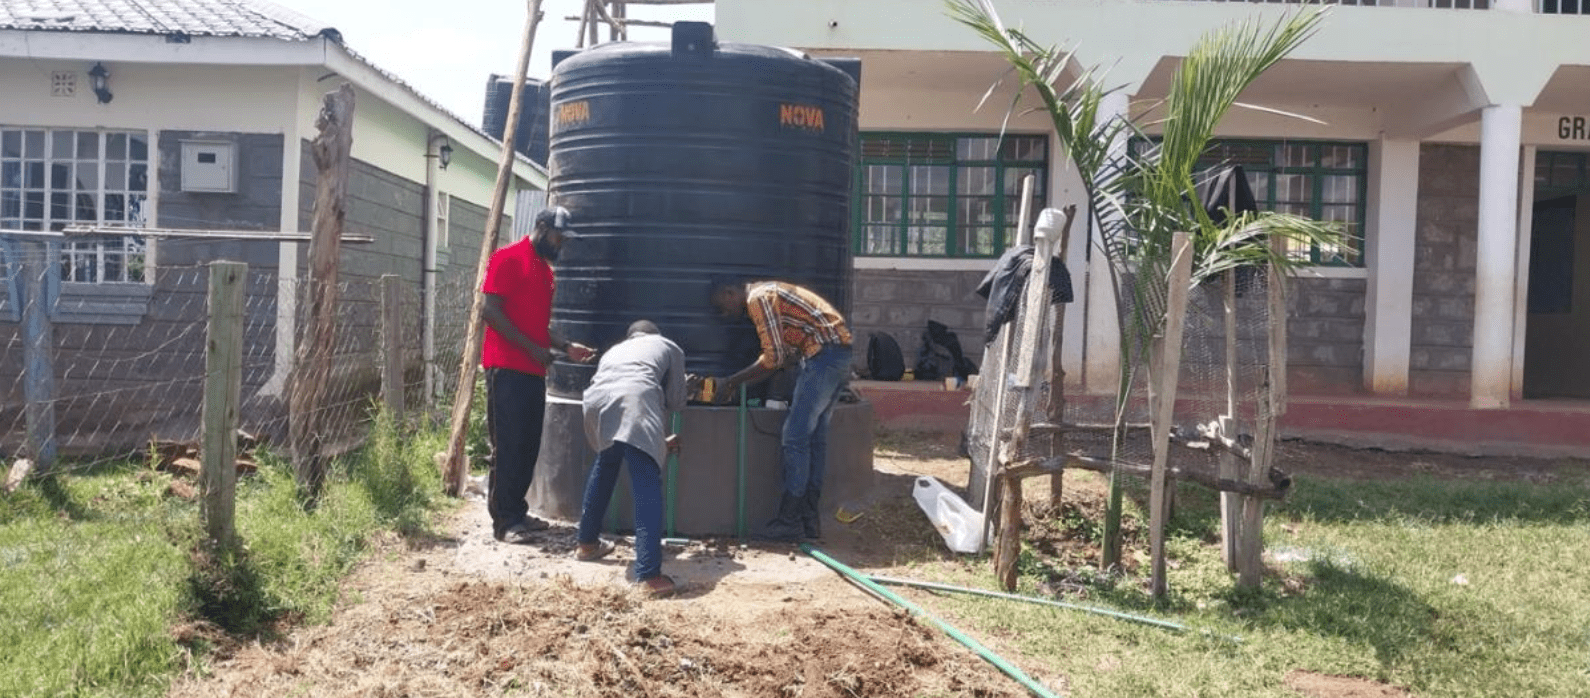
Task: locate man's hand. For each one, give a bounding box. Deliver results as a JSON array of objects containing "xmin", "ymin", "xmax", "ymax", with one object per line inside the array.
[
  {"xmin": 711, "ymin": 377, "xmax": 736, "ymax": 405},
  {"xmin": 566, "ymin": 342, "xmax": 597, "ymax": 363},
  {"xmin": 665, "ymin": 434, "xmax": 681, "ymax": 455}
]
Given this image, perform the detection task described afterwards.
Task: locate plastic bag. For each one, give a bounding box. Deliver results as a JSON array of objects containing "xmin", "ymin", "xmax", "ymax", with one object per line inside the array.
[{"xmin": 911, "ymin": 475, "xmax": 989, "ymax": 554}]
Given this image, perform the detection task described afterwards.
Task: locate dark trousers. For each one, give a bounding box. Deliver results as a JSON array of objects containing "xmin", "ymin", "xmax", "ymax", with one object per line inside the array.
[
  {"xmin": 486, "ymin": 368, "xmax": 545, "ymax": 535},
  {"xmin": 576, "ymin": 442, "xmax": 665, "ymax": 581}
]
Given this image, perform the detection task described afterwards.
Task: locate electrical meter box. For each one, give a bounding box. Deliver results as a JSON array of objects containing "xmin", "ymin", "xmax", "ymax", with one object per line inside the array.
[{"xmin": 179, "ymin": 140, "xmax": 236, "ymax": 193}]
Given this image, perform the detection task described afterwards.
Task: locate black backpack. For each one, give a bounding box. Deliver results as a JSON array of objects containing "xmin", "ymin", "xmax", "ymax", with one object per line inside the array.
[
  {"xmin": 867, "ymin": 332, "xmax": 906, "ymax": 381},
  {"xmin": 915, "ymin": 320, "xmax": 977, "ymax": 381}
]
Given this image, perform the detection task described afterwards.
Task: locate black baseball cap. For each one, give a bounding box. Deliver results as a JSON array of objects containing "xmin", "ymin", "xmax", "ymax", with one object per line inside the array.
[{"xmin": 535, "ymin": 206, "xmax": 575, "ymax": 234}]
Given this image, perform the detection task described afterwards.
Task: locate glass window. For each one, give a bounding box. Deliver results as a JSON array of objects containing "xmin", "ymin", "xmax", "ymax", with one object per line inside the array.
[
  {"xmin": 0, "ymin": 127, "xmax": 148, "ymax": 283},
  {"xmin": 853, "ymin": 133, "xmax": 1049, "ymax": 257},
  {"xmin": 1198, "ymin": 139, "xmax": 1369, "ymax": 267}
]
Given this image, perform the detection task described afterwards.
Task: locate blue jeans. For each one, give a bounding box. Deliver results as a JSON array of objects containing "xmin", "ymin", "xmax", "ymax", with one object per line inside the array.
[
  {"xmin": 577, "ymin": 441, "xmax": 664, "ymax": 581},
  {"xmin": 486, "ymin": 369, "xmax": 545, "ymax": 536},
  {"xmin": 781, "ymin": 344, "xmax": 851, "ymax": 498}
]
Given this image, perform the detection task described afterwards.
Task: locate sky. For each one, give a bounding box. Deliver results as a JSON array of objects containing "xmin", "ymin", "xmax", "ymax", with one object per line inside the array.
[{"xmin": 269, "ymin": 0, "xmax": 715, "ymax": 125}]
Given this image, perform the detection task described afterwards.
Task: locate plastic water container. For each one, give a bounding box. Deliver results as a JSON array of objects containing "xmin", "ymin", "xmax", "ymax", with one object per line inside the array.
[{"xmin": 912, "ymin": 475, "xmax": 989, "ymax": 553}]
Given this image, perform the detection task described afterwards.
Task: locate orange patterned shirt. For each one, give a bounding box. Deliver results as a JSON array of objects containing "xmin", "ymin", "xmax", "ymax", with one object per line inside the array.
[{"xmin": 744, "ymin": 282, "xmax": 852, "ymax": 370}]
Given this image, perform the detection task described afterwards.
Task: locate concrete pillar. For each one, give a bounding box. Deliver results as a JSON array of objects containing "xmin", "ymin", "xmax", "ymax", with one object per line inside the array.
[
  {"xmin": 263, "ymin": 94, "xmax": 304, "ymax": 400},
  {"xmin": 1512, "ymin": 146, "xmax": 1537, "ymax": 401},
  {"xmin": 1493, "ymin": 0, "xmax": 1532, "ymax": 12},
  {"xmin": 1363, "ymin": 139, "xmax": 1419, "ymax": 395},
  {"xmin": 1056, "ymin": 162, "xmax": 1088, "ymax": 390},
  {"xmin": 1084, "ymin": 90, "xmax": 1130, "ymax": 395},
  {"xmin": 1470, "ymin": 104, "xmax": 1522, "ymax": 409}
]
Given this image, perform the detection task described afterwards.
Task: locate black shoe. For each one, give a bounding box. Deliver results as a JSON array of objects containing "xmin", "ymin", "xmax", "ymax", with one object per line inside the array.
[
  {"xmin": 759, "ymin": 493, "xmax": 805, "ymax": 541},
  {"xmin": 801, "ymin": 488, "xmax": 822, "ymax": 540}
]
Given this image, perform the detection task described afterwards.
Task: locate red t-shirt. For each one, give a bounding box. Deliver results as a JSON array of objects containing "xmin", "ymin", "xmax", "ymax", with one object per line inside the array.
[{"xmin": 481, "ymin": 237, "xmax": 556, "ymax": 375}]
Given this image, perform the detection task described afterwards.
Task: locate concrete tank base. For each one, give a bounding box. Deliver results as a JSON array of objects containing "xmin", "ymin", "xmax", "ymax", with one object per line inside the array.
[{"xmin": 528, "ymin": 398, "xmax": 875, "ymax": 537}]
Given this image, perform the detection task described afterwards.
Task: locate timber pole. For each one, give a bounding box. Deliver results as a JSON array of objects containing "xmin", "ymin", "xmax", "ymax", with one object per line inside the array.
[
  {"xmin": 442, "ymin": 0, "xmax": 545, "ymax": 496},
  {"xmin": 18, "ymin": 240, "xmax": 56, "ymax": 471},
  {"xmin": 290, "ymin": 83, "xmax": 354, "ymax": 502},
  {"xmin": 202, "ymin": 261, "xmax": 246, "ymax": 548}
]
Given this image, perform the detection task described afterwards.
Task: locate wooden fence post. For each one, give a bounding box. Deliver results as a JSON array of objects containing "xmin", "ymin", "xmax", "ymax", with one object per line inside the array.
[
  {"xmin": 202, "ymin": 261, "xmax": 247, "ymax": 548},
  {"xmin": 291, "ymin": 83, "xmax": 355, "ymax": 500},
  {"xmin": 380, "ymin": 274, "xmax": 404, "ymax": 421},
  {"xmin": 1148, "ymin": 232, "xmax": 1194, "ymax": 600},
  {"xmin": 18, "ymin": 240, "xmax": 56, "ymax": 470},
  {"xmin": 1218, "ymin": 272, "xmax": 1242, "ymax": 571},
  {"xmin": 1046, "ymin": 209, "xmax": 1075, "ymax": 508},
  {"xmin": 443, "ymin": 0, "xmax": 546, "ymax": 497},
  {"xmin": 1237, "ymin": 236, "xmax": 1290, "ymax": 588}
]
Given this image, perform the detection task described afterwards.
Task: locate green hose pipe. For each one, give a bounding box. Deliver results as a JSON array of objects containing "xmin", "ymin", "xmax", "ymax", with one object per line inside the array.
[
  {"xmin": 868, "ymin": 575, "xmax": 1241, "ymax": 643},
  {"xmin": 665, "ymin": 411, "xmax": 681, "ymax": 538},
  {"xmin": 802, "ymin": 545, "xmax": 1062, "ymax": 698}
]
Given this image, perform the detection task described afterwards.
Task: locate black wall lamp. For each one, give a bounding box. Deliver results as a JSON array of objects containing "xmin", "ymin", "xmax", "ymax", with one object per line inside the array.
[
  {"xmin": 87, "ymin": 62, "xmax": 113, "ymax": 104},
  {"xmin": 429, "ymin": 133, "xmax": 452, "ymax": 170}
]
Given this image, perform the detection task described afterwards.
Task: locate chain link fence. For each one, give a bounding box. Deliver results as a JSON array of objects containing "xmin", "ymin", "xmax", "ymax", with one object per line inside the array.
[{"xmin": 0, "ymin": 235, "xmax": 477, "ymax": 479}]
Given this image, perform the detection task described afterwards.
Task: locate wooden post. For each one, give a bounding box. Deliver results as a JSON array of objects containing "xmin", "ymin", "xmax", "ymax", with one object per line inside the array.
[
  {"xmin": 1046, "ymin": 207, "xmax": 1076, "ymax": 508},
  {"xmin": 380, "ymin": 274, "xmax": 405, "ymax": 420},
  {"xmin": 976, "ymin": 174, "xmax": 1036, "ymax": 555},
  {"xmin": 1218, "ymin": 272, "xmax": 1241, "ymax": 571},
  {"xmin": 290, "ymin": 83, "xmax": 355, "ymax": 500},
  {"xmin": 202, "ymin": 261, "xmax": 246, "ymax": 548},
  {"xmin": 575, "ymin": 0, "xmax": 590, "ymax": 47},
  {"xmin": 443, "ymin": 0, "xmax": 545, "ymax": 496},
  {"xmin": 993, "ymin": 205, "xmax": 1068, "ymax": 591},
  {"xmin": 1148, "ymin": 232, "xmax": 1194, "ymax": 600},
  {"xmin": 994, "ymin": 473, "xmax": 1023, "ymax": 591},
  {"xmin": 17, "ymin": 240, "xmax": 56, "ymax": 470},
  {"xmin": 1237, "ymin": 236, "xmax": 1290, "ymax": 588}
]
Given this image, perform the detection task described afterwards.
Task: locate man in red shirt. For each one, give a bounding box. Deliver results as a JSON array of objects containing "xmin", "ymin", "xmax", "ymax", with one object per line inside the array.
[{"xmin": 481, "ymin": 206, "xmax": 595, "ymax": 544}]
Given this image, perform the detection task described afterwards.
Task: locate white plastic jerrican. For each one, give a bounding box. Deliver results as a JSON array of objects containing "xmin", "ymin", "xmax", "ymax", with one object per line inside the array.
[{"xmin": 912, "ymin": 475, "xmax": 990, "ymax": 554}]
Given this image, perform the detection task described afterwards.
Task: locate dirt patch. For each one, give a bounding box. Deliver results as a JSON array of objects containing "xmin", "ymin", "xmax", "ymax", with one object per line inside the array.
[
  {"xmin": 170, "ymin": 572, "xmax": 1025, "ymax": 698},
  {"xmin": 1284, "ymin": 670, "xmax": 1412, "ymax": 698},
  {"xmin": 166, "ymin": 431, "xmax": 1578, "ymax": 697}
]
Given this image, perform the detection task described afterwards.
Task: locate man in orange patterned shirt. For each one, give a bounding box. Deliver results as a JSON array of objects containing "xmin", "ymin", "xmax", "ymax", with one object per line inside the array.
[{"xmin": 711, "ymin": 280, "xmax": 852, "ymax": 541}]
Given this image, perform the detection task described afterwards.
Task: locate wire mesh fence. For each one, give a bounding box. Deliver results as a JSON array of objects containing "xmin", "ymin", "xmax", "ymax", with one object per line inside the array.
[
  {"xmin": 966, "ymin": 258, "xmax": 1280, "ymax": 509},
  {"xmin": 0, "ymin": 236, "xmax": 478, "ymax": 479}
]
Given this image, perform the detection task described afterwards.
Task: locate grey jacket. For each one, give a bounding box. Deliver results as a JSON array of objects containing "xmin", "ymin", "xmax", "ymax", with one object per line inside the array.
[{"xmin": 582, "ymin": 333, "xmax": 687, "ymax": 468}]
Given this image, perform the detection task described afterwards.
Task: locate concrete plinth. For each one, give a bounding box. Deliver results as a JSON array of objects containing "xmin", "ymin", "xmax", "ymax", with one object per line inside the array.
[{"xmin": 528, "ymin": 398, "xmax": 876, "ymax": 537}]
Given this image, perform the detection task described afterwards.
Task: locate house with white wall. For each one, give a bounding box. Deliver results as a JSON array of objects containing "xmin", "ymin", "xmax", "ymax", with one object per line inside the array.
[
  {"xmin": 716, "ymin": 0, "xmax": 1590, "ymax": 448},
  {"xmin": 0, "ymin": 0, "xmax": 545, "ymax": 452}
]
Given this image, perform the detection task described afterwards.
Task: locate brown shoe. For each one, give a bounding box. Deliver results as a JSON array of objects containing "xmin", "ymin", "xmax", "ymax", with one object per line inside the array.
[
  {"xmin": 574, "ymin": 539, "xmax": 615, "ymax": 562},
  {"xmin": 639, "ymin": 574, "xmax": 677, "ymax": 598}
]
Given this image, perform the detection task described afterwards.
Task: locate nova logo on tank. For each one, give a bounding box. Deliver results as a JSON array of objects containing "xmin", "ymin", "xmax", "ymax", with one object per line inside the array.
[
  {"xmin": 779, "ymin": 103, "xmax": 825, "ymax": 133},
  {"xmin": 555, "ymin": 100, "xmax": 591, "ymax": 128}
]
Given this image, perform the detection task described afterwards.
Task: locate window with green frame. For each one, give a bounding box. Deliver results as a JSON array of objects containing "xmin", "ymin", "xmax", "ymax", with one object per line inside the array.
[
  {"xmin": 1194, "ymin": 140, "xmax": 1368, "ymax": 267},
  {"xmin": 854, "ymin": 133, "xmax": 1048, "ymax": 258}
]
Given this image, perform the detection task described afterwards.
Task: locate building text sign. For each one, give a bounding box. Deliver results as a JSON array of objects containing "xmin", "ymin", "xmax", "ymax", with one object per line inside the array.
[{"xmin": 1558, "ymin": 116, "xmax": 1590, "ymax": 141}]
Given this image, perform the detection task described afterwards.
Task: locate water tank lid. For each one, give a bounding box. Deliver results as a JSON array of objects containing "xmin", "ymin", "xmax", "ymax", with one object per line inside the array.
[{"xmin": 672, "ymin": 21, "xmax": 716, "ymax": 56}]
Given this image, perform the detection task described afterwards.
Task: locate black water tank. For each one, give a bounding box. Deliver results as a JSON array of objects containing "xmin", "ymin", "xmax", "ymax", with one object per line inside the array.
[
  {"xmin": 482, "ymin": 75, "xmax": 551, "ymax": 165},
  {"xmin": 545, "ymin": 22, "xmax": 859, "ymax": 396}
]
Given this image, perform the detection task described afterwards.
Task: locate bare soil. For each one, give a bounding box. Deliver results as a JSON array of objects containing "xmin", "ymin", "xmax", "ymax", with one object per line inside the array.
[{"xmin": 166, "ymin": 432, "xmax": 1584, "ymax": 698}]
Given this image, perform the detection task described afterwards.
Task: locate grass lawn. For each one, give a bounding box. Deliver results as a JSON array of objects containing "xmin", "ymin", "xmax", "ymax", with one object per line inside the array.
[
  {"xmin": 902, "ymin": 468, "xmax": 1590, "ymax": 697},
  {"xmin": 0, "ymin": 413, "xmax": 450, "ymax": 698}
]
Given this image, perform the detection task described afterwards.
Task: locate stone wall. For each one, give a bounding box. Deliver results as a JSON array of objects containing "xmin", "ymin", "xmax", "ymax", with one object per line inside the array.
[
  {"xmin": 1410, "ymin": 144, "xmax": 1479, "ymax": 397},
  {"xmin": 850, "ymin": 268, "xmax": 990, "ymax": 377},
  {"xmin": 1286, "ymin": 276, "xmax": 1367, "ymax": 395}
]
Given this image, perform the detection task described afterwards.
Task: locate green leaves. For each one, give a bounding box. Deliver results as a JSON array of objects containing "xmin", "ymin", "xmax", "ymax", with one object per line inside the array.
[{"xmin": 949, "ymin": 0, "xmax": 1346, "ymax": 351}]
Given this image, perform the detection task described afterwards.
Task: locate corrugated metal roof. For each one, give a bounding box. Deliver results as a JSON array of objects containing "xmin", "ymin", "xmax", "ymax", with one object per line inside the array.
[
  {"xmin": 0, "ymin": 0, "xmax": 548, "ymax": 183},
  {"xmin": 0, "ymin": 0, "xmax": 334, "ymax": 41}
]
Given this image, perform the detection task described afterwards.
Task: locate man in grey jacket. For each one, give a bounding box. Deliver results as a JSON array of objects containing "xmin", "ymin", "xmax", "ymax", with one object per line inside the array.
[{"xmin": 573, "ymin": 320, "xmax": 688, "ymax": 597}]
